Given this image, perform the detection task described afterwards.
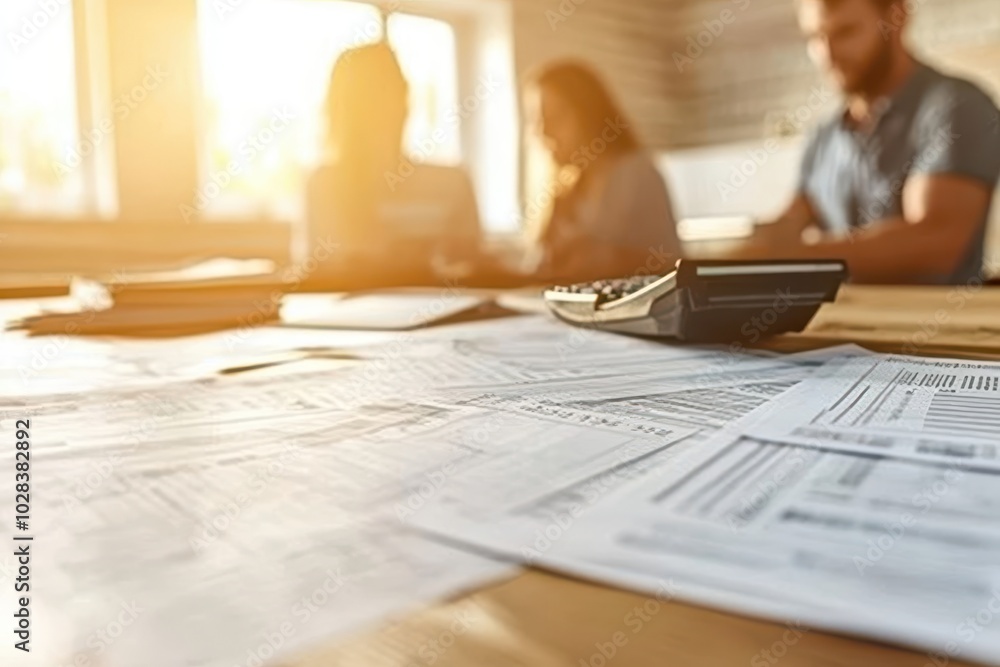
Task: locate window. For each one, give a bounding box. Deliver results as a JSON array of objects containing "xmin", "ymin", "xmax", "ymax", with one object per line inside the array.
[
  {"xmin": 0, "ymin": 0, "xmax": 518, "ymax": 262},
  {"xmin": 0, "ymin": 0, "xmax": 84, "ymax": 215},
  {"xmin": 387, "ymin": 12, "xmax": 461, "ymax": 167},
  {"xmin": 196, "ymin": 0, "xmax": 460, "ymax": 221}
]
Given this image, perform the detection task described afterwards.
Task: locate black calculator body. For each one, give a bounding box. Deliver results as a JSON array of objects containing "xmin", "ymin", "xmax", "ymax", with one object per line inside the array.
[{"xmin": 544, "ymin": 259, "xmax": 847, "ymax": 343}]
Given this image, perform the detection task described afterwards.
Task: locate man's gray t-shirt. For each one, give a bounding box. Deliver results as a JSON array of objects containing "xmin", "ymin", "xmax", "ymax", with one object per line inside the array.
[{"xmin": 800, "ymin": 62, "xmax": 1000, "ymax": 284}]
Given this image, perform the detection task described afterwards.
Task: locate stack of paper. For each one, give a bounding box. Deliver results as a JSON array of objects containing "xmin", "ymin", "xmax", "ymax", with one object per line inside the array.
[
  {"xmin": 6, "ymin": 317, "xmax": 840, "ymax": 667},
  {"xmin": 408, "ymin": 337, "xmax": 1000, "ymax": 665},
  {"xmin": 9, "ymin": 314, "xmax": 1000, "ymax": 666},
  {"xmin": 9, "ymin": 260, "xmax": 285, "ymax": 336}
]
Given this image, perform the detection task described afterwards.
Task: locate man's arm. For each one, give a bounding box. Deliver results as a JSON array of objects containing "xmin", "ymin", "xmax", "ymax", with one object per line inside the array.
[
  {"xmin": 748, "ymin": 194, "xmax": 818, "ymax": 247},
  {"xmin": 726, "ymin": 85, "xmax": 1000, "ymax": 283},
  {"xmin": 723, "ymin": 174, "xmax": 992, "ymax": 283}
]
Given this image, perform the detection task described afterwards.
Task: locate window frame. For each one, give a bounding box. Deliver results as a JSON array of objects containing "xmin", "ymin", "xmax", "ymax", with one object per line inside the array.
[{"xmin": 0, "ymin": 0, "xmax": 518, "ymax": 272}]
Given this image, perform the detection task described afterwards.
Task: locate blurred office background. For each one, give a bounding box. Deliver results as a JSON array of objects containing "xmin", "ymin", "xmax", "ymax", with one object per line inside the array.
[{"xmin": 1, "ymin": 0, "xmax": 998, "ymax": 274}]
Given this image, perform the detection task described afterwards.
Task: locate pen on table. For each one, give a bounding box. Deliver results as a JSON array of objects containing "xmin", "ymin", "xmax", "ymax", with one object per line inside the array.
[{"xmin": 217, "ymin": 348, "xmax": 363, "ymax": 375}]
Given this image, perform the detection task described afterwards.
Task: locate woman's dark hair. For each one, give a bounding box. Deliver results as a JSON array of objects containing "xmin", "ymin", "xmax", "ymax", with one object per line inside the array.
[{"xmin": 531, "ymin": 60, "xmax": 641, "ymax": 157}]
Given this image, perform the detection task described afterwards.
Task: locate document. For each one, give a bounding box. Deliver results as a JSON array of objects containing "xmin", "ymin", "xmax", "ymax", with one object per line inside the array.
[
  {"xmin": 413, "ymin": 346, "xmax": 868, "ymax": 561},
  {"xmin": 280, "ymin": 293, "xmax": 495, "ymax": 330},
  {"xmin": 2, "ymin": 376, "xmax": 524, "ymax": 667},
  {"xmin": 407, "ymin": 393, "xmax": 699, "ymax": 549},
  {"xmin": 362, "ymin": 315, "xmax": 847, "ymax": 404},
  {"xmin": 747, "ymin": 354, "xmax": 1000, "ymax": 467},
  {"xmin": 3, "ymin": 319, "xmax": 390, "ymax": 397},
  {"xmin": 380, "ymin": 316, "xmax": 731, "ymax": 396},
  {"xmin": 5, "ymin": 326, "xmax": 717, "ymax": 667},
  {"xmin": 537, "ymin": 433, "xmax": 1000, "ymax": 665},
  {"xmin": 4, "ymin": 307, "xmax": 906, "ymax": 666}
]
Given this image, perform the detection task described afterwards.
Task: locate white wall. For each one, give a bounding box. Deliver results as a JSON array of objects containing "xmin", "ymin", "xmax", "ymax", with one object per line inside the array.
[
  {"xmin": 658, "ymin": 137, "xmax": 805, "ymax": 221},
  {"xmin": 657, "ymin": 138, "xmax": 1000, "ymax": 272}
]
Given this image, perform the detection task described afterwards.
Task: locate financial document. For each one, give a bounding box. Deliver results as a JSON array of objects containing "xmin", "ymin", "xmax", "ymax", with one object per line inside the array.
[
  {"xmin": 394, "ymin": 331, "xmax": 1000, "ymax": 664},
  {"xmin": 2, "ymin": 376, "xmax": 523, "ymax": 667},
  {"xmin": 12, "ymin": 305, "xmax": 994, "ymax": 666},
  {"xmin": 537, "ymin": 432, "xmax": 1000, "ymax": 665},
  {"xmin": 413, "ymin": 346, "xmax": 868, "ymax": 561},
  {"xmin": 2, "ymin": 319, "xmax": 725, "ymax": 667},
  {"xmin": 747, "ymin": 354, "xmax": 1000, "ymax": 467},
  {"xmin": 326, "ymin": 315, "xmax": 814, "ymax": 402}
]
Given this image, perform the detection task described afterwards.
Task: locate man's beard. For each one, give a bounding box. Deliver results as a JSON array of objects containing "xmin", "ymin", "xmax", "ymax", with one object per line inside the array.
[{"xmin": 843, "ymin": 43, "xmax": 895, "ymax": 97}]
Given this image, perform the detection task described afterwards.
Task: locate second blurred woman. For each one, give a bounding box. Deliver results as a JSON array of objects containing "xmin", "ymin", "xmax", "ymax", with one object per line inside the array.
[{"xmin": 528, "ymin": 61, "xmax": 681, "ymax": 282}]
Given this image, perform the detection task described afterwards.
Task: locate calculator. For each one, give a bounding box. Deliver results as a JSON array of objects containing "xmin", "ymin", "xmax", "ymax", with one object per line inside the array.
[{"xmin": 544, "ymin": 259, "xmax": 847, "ymax": 342}]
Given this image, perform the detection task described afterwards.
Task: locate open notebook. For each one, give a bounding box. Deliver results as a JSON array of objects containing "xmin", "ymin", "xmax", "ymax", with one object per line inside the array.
[
  {"xmin": 280, "ymin": 292, "xmax": 516, "ymax": 331},
  {"xmin": 8, "ymin": 260, "xmax": 283, "ymax": 337}
]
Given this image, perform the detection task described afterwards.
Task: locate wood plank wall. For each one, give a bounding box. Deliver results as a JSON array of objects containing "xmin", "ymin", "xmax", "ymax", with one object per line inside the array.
[
  {"xmin": 512, "ymin": 0, "xmax": 1000, "ymax": 266},
  {"xmin": 509, "ymin": 0, "xmax": 690, "ymax": 149},
  {"xmin": 513, "ymin": 0, "xmax": 1000, "ymax": 149}
]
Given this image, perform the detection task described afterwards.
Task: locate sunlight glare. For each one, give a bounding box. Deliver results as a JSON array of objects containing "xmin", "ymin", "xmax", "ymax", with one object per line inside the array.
[
  {"xmin": 197, "ymin": 0, "xmax": 461, "ymax": 220},
  {"xmin": 0, "ymin": 0, "xmax": 83, "ymax": 213}
]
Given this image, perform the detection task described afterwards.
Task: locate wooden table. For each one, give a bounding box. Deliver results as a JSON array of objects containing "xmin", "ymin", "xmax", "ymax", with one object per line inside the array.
[
  {"xmin": 289, "ymin": 285, "xmax": 1000, "ymax": 667},
  {"xmin": 5, "ymin": 285, "xmax": 996, "ymax": 667},
  {"xmin": 757, "ymin": 284, "xmax": 1000, "ymax": 359},
  {"xmin": 296, "ymin": 570, "xmax": 979, "ymax": 667}
]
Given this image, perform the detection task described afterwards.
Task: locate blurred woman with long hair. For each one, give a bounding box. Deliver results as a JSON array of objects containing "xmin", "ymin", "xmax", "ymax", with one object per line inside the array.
[
  {"xmin": 306, "ymin": 41, "xmax": 481, "ymax": 275},
  {"xmin": 527, "ymin": 61, "xmax": 680, "ymax": 282}
]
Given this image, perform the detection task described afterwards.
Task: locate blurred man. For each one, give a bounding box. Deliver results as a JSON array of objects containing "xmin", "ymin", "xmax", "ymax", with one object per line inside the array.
[{"xmin": 731, "ymin": 0, "xmax": 1000, "ymax": 283}]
